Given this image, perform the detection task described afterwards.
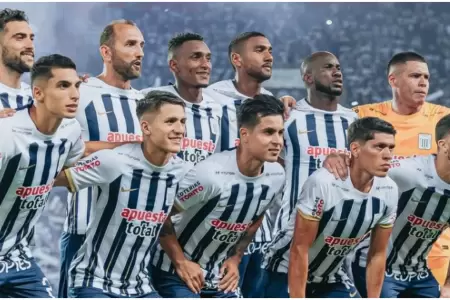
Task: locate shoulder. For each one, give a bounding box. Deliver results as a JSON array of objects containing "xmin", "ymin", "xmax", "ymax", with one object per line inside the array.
[
  {"xmin": 424, "ymin": 102, "xmax": 450, "ymax": 120},
  {"xmin": 337, "ymin": 104, "xmax": 359, "ymax": 119},
  {"xmin": 305, "ymin": 168, "xmax": 336, "ymax": 188},
  {"xmin": 353, "ymin": 101, "xmax": 391, "ymax": 117},
  {"xmin": 59, "ymin": 118, "xmax": 82, "ymax": 138},
  {"xmin": 141, "ymin": 85, "xmax": 177, "ymax": 96}
]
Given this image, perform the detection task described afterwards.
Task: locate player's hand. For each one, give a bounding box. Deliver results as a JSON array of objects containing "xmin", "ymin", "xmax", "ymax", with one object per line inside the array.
[
  {"xmin": 322, "ymin": 153, "xmax": 350, "ymax": 180},
  {"xmin": 279, "ymin": 95, "xmax": 296, "ymax": 119},
  {"xmin": 174, "ymin": 259, "xmax": 204, "ymax": 294},
  {"xmin": 79, "ymin": 73, "xmax": 90, "ymax": 83},
  {"xmin": 440, "ymin": 284, "xmax": 450, "ymax": 298},
  {"xmin": 218, "ymin": 256, "xmax": 240, "ymax": 294},
  {"xmin": 0, "ymin": 108, "xmax": 16, "ymax": 118}
]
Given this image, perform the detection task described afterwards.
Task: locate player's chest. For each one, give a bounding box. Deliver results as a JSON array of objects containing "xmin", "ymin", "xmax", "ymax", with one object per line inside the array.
[
  {"xmin": 81, "ymin": 98, "xmax": 142, "ymax": 142},
  {"xmin": 392, "ymin": 123, "xmax": 436, "ymax": 156}
]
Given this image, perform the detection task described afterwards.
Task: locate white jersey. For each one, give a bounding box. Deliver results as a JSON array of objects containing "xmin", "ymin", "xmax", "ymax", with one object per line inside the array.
[
  {"xmin": 141, "ymin": 85, "xmax": 221, "ymax": 165},
  {"xmin": 66, "ymin": 144, "xmax": 190, "ymax": 296},
  {"xmin": 64, "ymin": 77, "xmax": 143, "ymax": 235},
  {"xmin": 354, "ymin": 155, "xmax": 450, "ymax": 276},
  {"xmin": 0, "ymin": 81, "xmax": 33, "ymax": 109},
  {"xmin": 206, "ymin": 79, "xmax": 275, "ymax": 243},
  {"xmin": 264, "ymin": 99, "xmax": 358, "ymax": 273},
  {"xmin": 151, "ymin": 149, "xmax": 285, "ymax": 288},
  {"xmin": 0, "ymin": 108, "xmax": 84, "ymax": 260},
  {"xmin": 295, "ymin": 168, "xmax": 397, "ymax": 284}
]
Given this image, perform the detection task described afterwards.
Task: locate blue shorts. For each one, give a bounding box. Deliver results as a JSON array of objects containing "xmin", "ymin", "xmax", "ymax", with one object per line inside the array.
[
  {"xmin": 352, "ymin": 261, "xmax": 440, "ymax": 298},
  {"xmin": 306, "ymin": 280, "xmax": 360, "ymax": 298},
  {"xmin": 69, "ymin": 287, "xmax": 161, "ymax": 298},
  {"xmin": 0, "ymin": 257, "xmax": 54, "ymax": 298},
  {"xmin": 151, "ymin": 267, "xmax": 242, "ymax": 298},
  {"xmin": 238, "ymin": 242, "xmax": 268, "ymax": 298},
  {"xmin": 59, "ymin": 231, "xmax": 85, "ymax": 298},
  {"xmin": 258, "ymin": 269, "xmax": 289, "ymax": 298}
]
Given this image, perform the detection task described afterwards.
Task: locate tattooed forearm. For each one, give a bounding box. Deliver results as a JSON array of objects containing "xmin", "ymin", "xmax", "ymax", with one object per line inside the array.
[
  {"xmin": 230, "ymin": 231, "xmax": 253, "ymax": 258},
  {"xmin": 160, "ymin": 218, "xmax": 176, "ymax": 237}
]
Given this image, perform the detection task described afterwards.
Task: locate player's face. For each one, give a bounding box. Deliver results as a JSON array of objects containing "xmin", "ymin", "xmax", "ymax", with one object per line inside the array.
[
  {"xmin": 240, "ymin": 114, "xmax": 284, "ymax": 162},
  {"xmin": 391, "ymin": 61, "xmax": 429, "ymax": 109},
  {"xmin": 312, "ymin": 55, "xmax": 343, "ymax": 96},
  {"xmin": 0, "ymin": 21, "xmax": 34, "ymax": 73},
  {"xmin": 144, "ymin": 103, "xmax": 186, "ymax": 153},
  {"xmin": 110, "ymin": 24, "xmax": 145, "ymax": 80},
  {"xmin": 357, "ymin": 133, "xmax": 395, "ymax": 177},
  {"xmin": 239, "ymin": 36, "xmax": 273, "ymax": 82},
  {"xmin": 34, "ymin": 68, "xmax": 82, "ymax": 119},
  {"xmin": 172, "ymin": 40, "xmax": 211, "ymax": 88}
]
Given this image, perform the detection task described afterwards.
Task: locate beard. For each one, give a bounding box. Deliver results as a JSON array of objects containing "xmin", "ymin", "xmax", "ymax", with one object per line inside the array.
[
  {"xmin": 246, "ymin": 66, "xmax": 271, "ymax": 83},
  {"xmin": 111, "ymin": 50, "xmax": 141, "ymax": 81},
  {"xmin": 315, "ymin": 78, "xmax": 343, "ymax": 96},
  {"xmin": 2, "ymin": 46, "xmax": 32, "ymax": 74}
]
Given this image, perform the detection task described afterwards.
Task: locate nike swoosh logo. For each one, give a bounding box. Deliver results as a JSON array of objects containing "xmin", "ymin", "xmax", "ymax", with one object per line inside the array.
[
  {"xmin": 298, "ymin": 130, "xmax": 314, "ymax": 134},
  {"xmin": 349, "ymin": 291, "xmax": 357, "ymax": 297},
  {"xmin": 19, "ymin": 164, "xmax": 35, "ymax": 171},
  {"xmin": 121, "ymin": 187, "xmax": 138, "ymax": 193},
  {"xmin": 332, "ymin": 218, "xmax": 347, "ymax": 222},
  {"xmin": 411, "ymin": 198, "xmax": 427, "ymax": 203},
  {"xmin": 218, "ymin": 204, "xmax": 234, "ymax": 208},
  {"xmin": 97, "ymin": 111, "xmax": 113, "ymax": 115}
]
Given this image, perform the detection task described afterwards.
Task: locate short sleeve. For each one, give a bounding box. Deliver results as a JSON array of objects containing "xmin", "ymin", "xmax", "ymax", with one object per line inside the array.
[
  {"xmin": 377, "ymin": 184, "xmax": 399, "ymax": 228},
  {"xmin": 175, "ymin": 163, "xmax": 220, "ymax": 211},
  {"xmin": 0, "ymin": 126, "xmax": 14, "ymax": 171},
  {"xmin": 65, "ymin": 149, "xmax": 123, "ymax": 193},
  {"xmin": 388, "ymin": 158, "xmax": 419, "ymax": 193},
  {"xmin": 296, "ymin": 175, "xmax": 325, "ymax": 221},
  {"xmin": 65, "ymin": 132, "xmax": 85, "ymax": 167}
]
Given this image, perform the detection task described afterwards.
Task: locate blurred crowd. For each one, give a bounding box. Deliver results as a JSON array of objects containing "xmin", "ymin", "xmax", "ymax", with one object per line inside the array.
[{"xmin": 31, "ymin": 2, "xmax": 450, "ymax": 291}]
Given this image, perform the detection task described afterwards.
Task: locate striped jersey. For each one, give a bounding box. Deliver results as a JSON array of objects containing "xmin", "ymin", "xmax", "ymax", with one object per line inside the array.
[
  {"xmin": 205, "ymin": 79, "xmax": 275, "ymax": 243},
  {"xmin": 296, "ymin": 168, "xmax": 398, "ymax": 284},
  {"xmin": 141, "ymin": 85, "xmax": 221, "ymax": 165},
  {"xmin": 66, "ymin": 144, "xmax": 190, "ymax": 296},
  {"xmin": 353, "ymin": 155, "xmax": 450, "ymax": 276},
  {"xmin": 0, "ymin": 108, "xmax": 84, "ymax": 260},
  {"xmin": 263, "ymin": 99, "xmax": 358, "ymax": 273},
  {"xmin": 151, "ymin": 149, "xmax": 285, "ymax": 289},
  {"xmin": 64, "ymin": 77, "xmax": 144, "ymax": 235},
  {"xmin": 0, "ymin": 81, "xmax": 33, "ymax": 109}
]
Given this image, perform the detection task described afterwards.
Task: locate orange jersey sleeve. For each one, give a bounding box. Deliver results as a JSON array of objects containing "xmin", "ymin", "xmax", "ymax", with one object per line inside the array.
[{"xmin": 353, "ymin": 101, "xmax": 450, "ymax": 159}]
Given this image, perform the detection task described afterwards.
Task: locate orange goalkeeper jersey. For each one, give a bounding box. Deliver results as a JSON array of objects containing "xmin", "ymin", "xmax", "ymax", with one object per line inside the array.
[{"xmin": 354, "ymin": 100, "xmax": 450, "ymax": 258}]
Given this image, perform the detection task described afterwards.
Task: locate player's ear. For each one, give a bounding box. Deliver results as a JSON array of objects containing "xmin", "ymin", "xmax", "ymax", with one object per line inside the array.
[
  {"xmin": 303, "ymin": 72, "xmax": 313, "ymax": 86},
  {"xmin": 239, "ymin": 127, "xmax": 249, "ymax": 144},
  {"xmin": 231, "ymin": 52, "xmax": 242, "ymax": 69},
  {"xmin": 32, "ymin": 83, "xmax": 45, "ymax": 103},
  {"xmin": 99, "ymin": 45, "xmax": 112, "ymax": 63},
  {"xmin": 437, "ymin": 139, "xmax": 449, "ymax": 154},
  {"xmin": 388, "ymin": 73, "xmax": 396, "ymax": 88},
  {"xmin": 168, "ymin": 59, "xmax": 179, "ymax": 74},
  {"xmin": 140, "ymin": 120, "xmax": 151, "ymax": 137},
  {"xmin": 349, "ymin": 141, "xmax": 360, "ymax": 159}
]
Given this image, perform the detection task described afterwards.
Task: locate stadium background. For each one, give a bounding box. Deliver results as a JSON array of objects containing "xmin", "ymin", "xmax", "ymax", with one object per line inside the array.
[{"xmin": 3, "ymin": 1, "xmax": 450, "ymax": 291}]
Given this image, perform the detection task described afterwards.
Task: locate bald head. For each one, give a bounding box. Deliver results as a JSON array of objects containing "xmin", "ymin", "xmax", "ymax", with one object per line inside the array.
[{"xmin": 300, "ymin": 51, "xmax": 336, "ymax": 77}]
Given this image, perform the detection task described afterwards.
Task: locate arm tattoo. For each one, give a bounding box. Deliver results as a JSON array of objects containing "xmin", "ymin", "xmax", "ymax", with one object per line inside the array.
[
  {"xmin": 160, "ymin": 219, "xmax": 176, "ymax": 237},
  {"xmin": 230, "ymin": 231, "xmax": 253, "ymax": 257}
]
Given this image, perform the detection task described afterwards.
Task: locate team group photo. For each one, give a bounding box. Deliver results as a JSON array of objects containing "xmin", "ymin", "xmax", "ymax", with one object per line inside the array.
[{"xmin": 1, "ymin": 1, "xmax": 450, "ymax": 298}]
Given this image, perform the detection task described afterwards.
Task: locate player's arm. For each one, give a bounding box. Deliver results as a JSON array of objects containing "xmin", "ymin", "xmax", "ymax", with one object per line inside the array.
[
  {"xmin": 159, "ymin": 164, "xmax": 219, "ymax": 294},
  {"xmin": 55, "ymin": 149, "xmax": 123, "ymax": 192},
  {"xmin": 64, "ymin": 130, "xmax": 86, "ymax": 167},
  {"xmin": 366, "ymin": 187, "xmax": 397, "ymax": 298},
  {"xmin": 288, "ymin": 176, "xmax": 323, "ymax": 298}
]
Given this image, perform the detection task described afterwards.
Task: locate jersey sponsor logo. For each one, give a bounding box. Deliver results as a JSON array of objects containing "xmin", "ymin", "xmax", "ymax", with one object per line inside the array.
[
  {"xmin": 121, "ymin": 208, "xmax": 168, "ymax": 237},
  {"xmin": 418, "ymin": 133, "xmax": 432, "ymax": 150},
  {"xmin": 73, "ymin": 156, "xmax": 100, "ymax": 172},
  {"xmin": 311, "ymin": 197, "xmax": 324, "ymax": 218},
  {"xmin": 324, "ymin": 233, "xmax": 369, "ymax": 256},
  {"xmin": 180, "ymin": 138, "xmax": 216, "ymax": 163},
  {"xmin": 211, "ymin": 219, "xmax": 250, "ymax": 244},
  {"xmin": 106, "ymin": 132, "xmax": 143, "ymax": 142},
  {"xmin": 16, "ymin": 180, "xmax": 54, "ymax": 200},
  {"xmin": 407, "ymin": 214, "xmax": 448, "ymax": 240},
  {"xmin": 385, "ymin": 269, "xmax": 429, "ymax": 282},
  {"xmin": 177, "ymin": 181, "xmax": 204, "ymax": 202},
  {"xmin": 307, "ymin": 146, "xmax": 350, "ymax": 159},
  {"xmin": 0, "ymin": 259, "xmax": 32, "ymax": 274}
]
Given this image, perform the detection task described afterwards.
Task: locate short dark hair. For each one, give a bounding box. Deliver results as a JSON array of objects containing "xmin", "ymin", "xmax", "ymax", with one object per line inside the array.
[
  {"xmin": 436, "ymin": 114, "xmax": 450, "ymax": 142},
  {"xmin": 348, "ymin": 117, "xmax": 397, "ymax": 145},
  {"xmin": 228, "ymin": 31, "xmax": 266, "ymax": 70},
  {"xmin": 137, "ymin": 90, "xmax": 185, "ymax": 119},
  {"xmin": 0, "ymin": 8, "xmax": 28, "ymax": 33},
  {"xmin": 168, "ymin": 32, "xmax": 204, "ymax": 59},
  {"xmin": 237, "ymin": 94, "xmax": 284, "ymax": 129},
  {"xmin": 387, "ymin": 51, "xmax": 427, "ymax": 76},
  {"xmin": 30, "ymin": 54, "xmax": 77, "ymax": 84},
  {"xmin": 100, "ymin": 19, "xmax": 136, "ymax": 47}
]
